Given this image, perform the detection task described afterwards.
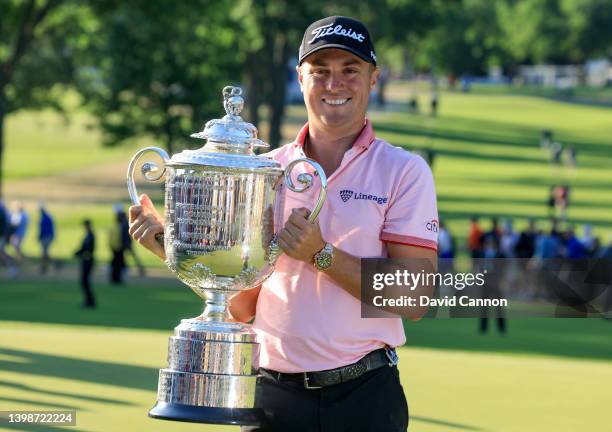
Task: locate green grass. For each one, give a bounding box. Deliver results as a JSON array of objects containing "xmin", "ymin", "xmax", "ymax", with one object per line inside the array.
[
  {"xmin": 0, "ymin": 279, "xmax": 610, "ymax": 432},
  {"xmin": 365, "ymin": 86, "xmax": 612, "ymax": 250},
  {"xmin": 6, "ymin": 83, "xmax": 612, "ymax": 265},
  {"xmin": 4, "ymin": 109, "xmax": 146, "ymax": 182},
  {"xmin": 469, "ymin": 83, "xmax": 612, "ymax": 105}
]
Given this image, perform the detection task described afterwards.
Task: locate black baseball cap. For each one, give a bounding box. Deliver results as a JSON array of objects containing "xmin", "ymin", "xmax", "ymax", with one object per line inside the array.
[{"xmin": 299, "ymin": 16, "xmax": 377, "ymax": 66}]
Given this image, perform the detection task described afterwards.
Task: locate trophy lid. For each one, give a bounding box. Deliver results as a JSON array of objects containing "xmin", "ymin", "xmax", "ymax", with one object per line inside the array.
[{"xmin": 167, "ymin": 86, "xmax": 280, "ymax": 171}]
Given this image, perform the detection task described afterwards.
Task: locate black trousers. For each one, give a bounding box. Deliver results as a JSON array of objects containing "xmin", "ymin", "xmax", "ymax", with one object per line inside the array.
[
  {"xmin": 80, "ymin": 260, "xmax": 95, "ymax": 307},
  {"xmin": 242, "ymin": 365, "xmax": 408, "ymax": 432}
]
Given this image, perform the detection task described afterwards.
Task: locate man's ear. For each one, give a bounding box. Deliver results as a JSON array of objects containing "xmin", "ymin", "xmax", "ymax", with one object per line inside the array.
[
  {"xmin": 370, "ymin": 66, "xmax": 380, "ymax": 90},
  {"xmin": 296, "ymin": 65, "xmax": 304, "ymax": 92}
]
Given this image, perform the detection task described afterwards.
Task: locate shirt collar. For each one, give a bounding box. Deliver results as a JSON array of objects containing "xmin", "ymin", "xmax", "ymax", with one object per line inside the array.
[{"xmin": 292, "ymin": 119, "xmax": 375, "ymax": 150}]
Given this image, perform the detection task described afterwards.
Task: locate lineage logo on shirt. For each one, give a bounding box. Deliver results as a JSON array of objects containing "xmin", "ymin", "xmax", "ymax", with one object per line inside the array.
[{"xmin": 339, "ymin": 189, "xmax": 388, "ymax": 205}]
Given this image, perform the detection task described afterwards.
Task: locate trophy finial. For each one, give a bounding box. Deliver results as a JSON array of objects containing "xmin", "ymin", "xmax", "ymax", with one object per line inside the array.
[{"xmin": 223, "ymin": 86, "xmax": 244, "ymax": 116}]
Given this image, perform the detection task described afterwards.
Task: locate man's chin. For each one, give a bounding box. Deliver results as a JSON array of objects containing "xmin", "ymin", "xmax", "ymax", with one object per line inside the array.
[{"xmin": 319, "ymin": 114, "xmax": 351, "ymax": 128}]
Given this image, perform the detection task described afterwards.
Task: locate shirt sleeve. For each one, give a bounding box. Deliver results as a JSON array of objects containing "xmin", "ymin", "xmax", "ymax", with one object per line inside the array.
[{"xmin": 380, "ymin": 155, "xmax": 439, "ymax": 251}]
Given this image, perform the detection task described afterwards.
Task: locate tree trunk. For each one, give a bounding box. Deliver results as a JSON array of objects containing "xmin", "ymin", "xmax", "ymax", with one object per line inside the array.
[
  {"xmin": 267, "ymin": 35, "xmax": 290, "ymax": 150},
  {"xmin": 0, "ymin": 94, "xmax": 5, "ymax": 200},
  {"xmin": 244, "ymin": 51, "xmax": 264, "ymax": 130}
]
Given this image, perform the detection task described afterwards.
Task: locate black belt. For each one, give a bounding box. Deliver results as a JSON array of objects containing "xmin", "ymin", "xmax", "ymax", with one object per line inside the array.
[{"xmin": 259, "ymin": 347, "xmax": 399, "ymax": 390}]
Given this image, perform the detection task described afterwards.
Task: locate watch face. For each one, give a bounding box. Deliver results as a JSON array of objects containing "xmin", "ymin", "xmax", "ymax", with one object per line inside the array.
[{"xmin": 316, "ymin": 251, "xmax": 333, "ymax": 270}]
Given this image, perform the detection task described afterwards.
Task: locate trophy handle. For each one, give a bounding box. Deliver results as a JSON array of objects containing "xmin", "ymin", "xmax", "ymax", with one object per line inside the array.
[
  {"xmin": 126, "ymin": 146, "xmax": 170, "ymax": 205},
  {"xmin": 283, "ymin": 158, "xmax": 327, "ymax": 222}
]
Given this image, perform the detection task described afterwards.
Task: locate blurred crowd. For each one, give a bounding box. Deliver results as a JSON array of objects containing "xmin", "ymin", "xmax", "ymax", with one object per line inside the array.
[
  {"xmin": 0, "ymin": 200, "xmax": 145, "ymax": 308},
  {"xmin": 0, "ymin": 200, "xmax": 45, "ymax": 278},
  {"xmin": 438, "ymin": 216, "xmax": 612, "ymax": 320}
]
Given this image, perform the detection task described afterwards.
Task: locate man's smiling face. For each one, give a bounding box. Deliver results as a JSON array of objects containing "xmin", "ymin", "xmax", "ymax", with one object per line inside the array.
[{"xmin": 298, "ymin": 48, "xmax": 378, "ymax": 133}]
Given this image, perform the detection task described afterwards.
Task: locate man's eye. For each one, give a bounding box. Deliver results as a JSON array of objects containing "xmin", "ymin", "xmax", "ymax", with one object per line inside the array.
[{"xmin": 345, "ymin": 69, "xmax": 358, "ymax": 74}]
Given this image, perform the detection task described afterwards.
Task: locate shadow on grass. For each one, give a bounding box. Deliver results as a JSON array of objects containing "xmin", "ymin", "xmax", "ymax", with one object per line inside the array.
[
  {"xmin": 404, "ymin": 318, "xmax": 612, "ymax": 362},
  {"xmin": 0, "ymin": 347, "xmax": 157, "ymax": 393},
  {"xmin": 412, "ymin": 415, "xmax": 487, "ymax": 431},
  {"xmin": 438, "ymin": 193, "xmax": 612, "ymax": 211},
  {"xmin": 0, "ymin": 380, "xmax": 135, "ymax": 406},
  {"xmin": 372, "ymin": 115, "xmax": 612, "ymax": 160},
  {"xmin": 0, "ymin": 420, "xmax": 85, "ymax": 432},
  {"xmin": 2, "ymin": 280, "xmax": 612, "ymax": 363},
  {"xmin": 0, "ymin": 396, "xmax": 79, "ymax": 410},
  {"xmin": 0, "ymin": 279, "xmax": 202, "ymax": 331}
]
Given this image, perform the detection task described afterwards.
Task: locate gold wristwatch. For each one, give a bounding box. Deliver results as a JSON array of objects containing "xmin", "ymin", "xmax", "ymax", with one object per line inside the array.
[{"xmin": 313, "ymin": 243, "xmax": 334, "ymax": 271}]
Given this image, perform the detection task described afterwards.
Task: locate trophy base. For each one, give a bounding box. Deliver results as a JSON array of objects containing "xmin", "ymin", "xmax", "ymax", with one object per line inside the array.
[{"xmin": 149, "ymin": 401, "xmax": 263, "ymax": 426}]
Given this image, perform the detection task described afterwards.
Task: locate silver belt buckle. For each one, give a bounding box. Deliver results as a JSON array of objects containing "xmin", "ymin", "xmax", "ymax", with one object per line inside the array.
[
  {"xmin": 385, "ymin": 347, "xmax": 399, "ymax": 366},
  {"xmin": 303, "ymin": 373, "xmax": 322, "ymax": 390}
]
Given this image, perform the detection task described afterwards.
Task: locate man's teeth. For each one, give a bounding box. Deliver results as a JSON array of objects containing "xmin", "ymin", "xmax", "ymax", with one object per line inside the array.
[{"xmin": 324, "ymin": 99, "xmax": 348, "ymax": 105}]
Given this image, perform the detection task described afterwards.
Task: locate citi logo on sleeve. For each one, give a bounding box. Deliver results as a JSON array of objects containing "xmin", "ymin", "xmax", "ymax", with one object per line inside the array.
[
  {"xmin": 339, "ymin": 189, "xmax": 388, "ymax": 205},
  {"xmin": 308, "ymin": 24, "xmax": 366, "ymax": 44},
  {"xmin": 426, "ymin": 219, "xmax": 439, "ymax": 232}
]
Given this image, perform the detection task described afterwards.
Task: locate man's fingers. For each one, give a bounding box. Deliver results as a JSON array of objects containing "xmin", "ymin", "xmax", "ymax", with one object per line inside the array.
[
  {"xmin": 131, "ymin": 222, "xmax": 150, "ymax": 242},
  {"xmin": 140, "ymin": 193, "xmax": 164, "ymax": 222},
  {"xmin": 129, "ymin": 205, "xmax": 143, "ymax": 223},
  {"xmin": 139, "ymin": 193, "xmax": 153, "ymax": 207},
  {"xmin": 141, "ymin": 226, "xmax": 164, "ymax": 246},
  {"xmin": 277, "ymin": 236, "xmax": 293, "ymax": 254},
  {"xmin": 288, "ymin": 208, "xmax": 311, "ymax": 228},
  {"xmin": 279, "ymin": 229, "xmax": 297, "ymax": 247},
  {"xmin": 284, "ymin": 223, "xmax": 303, "ymax": 242},
  {"xmin": 128, "ymin": 213, "xmax": 147, "ymax": 236},
  {"xmin": 293, "ymin": 207, "xmax": 310, "ymax": 218}
]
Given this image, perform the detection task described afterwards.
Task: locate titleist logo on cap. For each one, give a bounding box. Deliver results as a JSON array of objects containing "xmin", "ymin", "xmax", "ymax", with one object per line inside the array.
[{"xmin": 308, "ymin": 24, "xmax": 365, "ymax": 44}]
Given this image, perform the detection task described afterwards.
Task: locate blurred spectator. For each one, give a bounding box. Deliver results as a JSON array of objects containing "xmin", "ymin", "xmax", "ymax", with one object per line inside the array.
[
  {"xmin": 38, "ymin": 203, "xmax": 55, "ymax": 274},
  {"xmin": 109, "ymin": 206, "xmax": 127, "ymax": 284},
  {"xmin": 599, "ymin": 235, "xmax": 612, "ymax": 319},
  {"xmin": 548, "ymin": 185, "xmax": 570, "ymax": 222},
  {"xmin": 516, "ymin": 219, "xmax": 537, "ymax": 258},
  {"xmin": 500, "ymin": 219, "xmax": 518, "ymax": 258},
  {"xmin": 460, "ymin": 76, "xmax": 471, "ymax": 93},
  {"xmin": 550, "ymin": 142, "xmax": 563, "ymax": 164},
  {"xmin": 563, "ymin": 227, "xmax": 587, "ymax": 259},
  {"xmin": 480, "ymin": 236, "xmax": 507, "ymax": 334},
  {"xmin": 481, "ymin": 217, "xmax": 501, "ymax": 250},
  {"xmin": 580, "ymin": 224, "xmax": 597, "ymax": 255},
  {"xmin": 430, "ymin": 92, "xmax": 439, "ymax": 116},
  {"xmin": 9, "ymin": 202, "xmax": 28, "ymax": 260},
  {"xmin": 408, "ymin": 94, "xmax": 419, "ymax": 113},
  {"xmin": 438, "ymin": 221, "xmax": 455, "ymax": 259},
  {"xmin": 534, "ymin": 226, "xmax": 562, "ymax": 259},
  {"xmin": 565, "ymin": 146, "xmax": 577, "ymax": 167},
  {"xmin": 75, "ymin": 219, "xmax": 96, "ymax": 309},
  {"xmin": 0, "ymin": 200, "xmax": 17, "ymax": 277},
  {"xmin": 468, "ymin": 216, "xmax": 484, "ymax": 259},
  {"xmin": 376, "ymin": 67, "xmax": 389, "ymax": 107},
  {"xmin": 540, "ymin": 129, "xmax": 553, "ymax": 149}
]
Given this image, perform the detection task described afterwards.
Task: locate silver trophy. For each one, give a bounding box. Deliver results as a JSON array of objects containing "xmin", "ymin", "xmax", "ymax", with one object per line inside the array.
[{"xmin": 126, "ymin": 86, "xmax": 327, "ymax": 426}]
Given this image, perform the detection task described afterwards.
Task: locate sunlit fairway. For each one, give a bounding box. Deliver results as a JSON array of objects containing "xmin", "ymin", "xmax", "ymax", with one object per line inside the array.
[
  {"xmin": 2, "ymin": 84, "xmax": 612, "ymax": 431},
  {"xmin": 0, "ymin": 279, "xmax": 611, "ymax": 432}
]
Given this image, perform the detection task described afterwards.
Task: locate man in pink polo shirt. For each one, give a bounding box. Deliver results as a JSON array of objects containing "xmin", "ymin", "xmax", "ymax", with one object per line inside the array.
[{"xmin": 130, "ymin": 15, "xmax": 437, "ymax": 432}]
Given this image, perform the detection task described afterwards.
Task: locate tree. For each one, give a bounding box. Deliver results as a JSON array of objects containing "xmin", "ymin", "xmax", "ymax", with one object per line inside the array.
[
  {"xmin": 0, "ymin": 0, "xmax": 82, "ymax": 198},
  {"xmin": 77, "ymin": 0, "xmax": 244, "ymax": 155},
  {"xmin": 497, "ymin": 0, "xmax": 573, "ymax": 65}
]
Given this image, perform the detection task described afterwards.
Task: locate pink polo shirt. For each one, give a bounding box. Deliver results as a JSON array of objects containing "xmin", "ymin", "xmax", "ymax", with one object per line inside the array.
[{"xmin": 254, "ymin": 119, "xmax": 438, "ymax": 373}]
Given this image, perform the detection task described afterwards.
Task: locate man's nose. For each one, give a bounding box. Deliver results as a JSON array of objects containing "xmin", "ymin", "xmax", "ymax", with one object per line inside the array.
[{"xmin": 325, "ymin": 72, "xmax": 344, "ymax": 91}]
